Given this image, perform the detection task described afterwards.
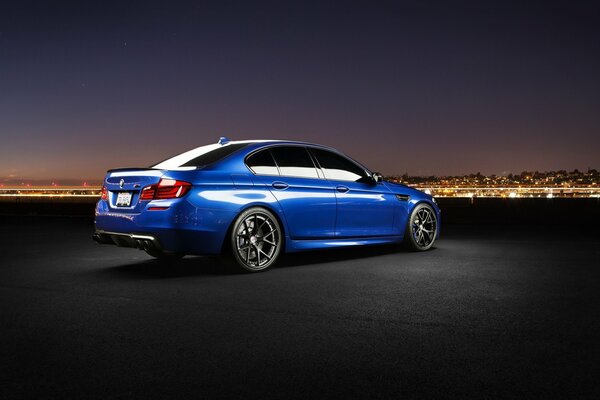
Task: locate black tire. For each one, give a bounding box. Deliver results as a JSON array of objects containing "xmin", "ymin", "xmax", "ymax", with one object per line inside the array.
[
  {"xmin": 228, "ymin": 207, "xmax": 283, "ymax": 272},
  {"xmin": 404, "ymin": 203, "xmax": 438, "ymax": 251}
]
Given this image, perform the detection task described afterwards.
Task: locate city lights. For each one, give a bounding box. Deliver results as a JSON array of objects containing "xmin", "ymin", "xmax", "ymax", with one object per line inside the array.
[
  {"xmin": 0, "ymin": 169, "xmax": 598, "ymax": 199},
  {"xmin": 389, "ymin": 169, "xmax": 600, "ymax": 198}
]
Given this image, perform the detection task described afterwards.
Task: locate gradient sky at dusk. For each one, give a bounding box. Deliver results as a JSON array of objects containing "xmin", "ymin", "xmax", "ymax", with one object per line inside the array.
[{"xmin": 1, "ymin": 1, "xmax": 599, "ymax": 182}]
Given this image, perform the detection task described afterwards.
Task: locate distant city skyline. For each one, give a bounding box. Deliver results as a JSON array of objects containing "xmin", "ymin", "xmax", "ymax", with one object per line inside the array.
[
  {"xmin": 1, "ymin": 167, "xmax": 597, "ymax": 187},
  {"xmin": 1, "ymin": 1, "xmax": 599, "ymax": 179},
  {"xmin": 2, "ymin": 168, "xmax": 598, "ymax": 199}
]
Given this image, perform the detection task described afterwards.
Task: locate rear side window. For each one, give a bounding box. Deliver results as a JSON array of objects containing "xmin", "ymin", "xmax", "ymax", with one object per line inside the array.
[
  {"xmin": 179, "ymin": 143, "xmax": 248, "ymax": 167},
  {"xmin": 246, "ymin": 149, "xmax": 279, "ymax": 175},
  {"xmin": 311, "ymin": 148, "xmax": 369, "ymax": 182},
  {"xmin": 269, "ymin": 146, "xmax": 319, "ymax": 179}
]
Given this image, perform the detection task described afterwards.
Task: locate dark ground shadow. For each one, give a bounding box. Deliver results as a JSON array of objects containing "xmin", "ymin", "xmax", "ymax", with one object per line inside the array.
[
  {"xmin": 98, "ymin": 243, "xmax": 429, "ymax": 279},
  {"xmin": 277, "ymin": 243, "xmax": 414, "ymax": 268},
  {"xmin": 98, "ymin": 256, "xmax": 232, "ymax": 279}
]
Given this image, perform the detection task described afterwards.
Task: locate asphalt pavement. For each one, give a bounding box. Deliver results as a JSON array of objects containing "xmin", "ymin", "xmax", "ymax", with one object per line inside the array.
[{"xmin": 1, "ymin": 216, "xmax": 599, "ymax": 399}]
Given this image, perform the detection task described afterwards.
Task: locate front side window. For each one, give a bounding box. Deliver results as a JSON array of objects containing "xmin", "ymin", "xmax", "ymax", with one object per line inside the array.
[
  {"xmin": 311, "ymin": 148, "xmax": 370, "ymax": 182},
  {"xmin": 246, "ymin": 149, "xmax": 279, "ymax": 175},
  {"xmin": 269, "ymin": 146, "xmax": 319, "ymax": 179}
]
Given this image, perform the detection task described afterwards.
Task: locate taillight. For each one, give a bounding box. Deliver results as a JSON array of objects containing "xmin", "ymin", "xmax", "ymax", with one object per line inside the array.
[
  {"xmin": 139, "ymin": 179, "xmax": 191, "ymax": 201},
  {"xmin": 140, "ymin": 185, "xmax": 156, "ymax": 200},
  {"xmin": 101, "ymin": 186, "xmax": 108, "ymax": 200}
]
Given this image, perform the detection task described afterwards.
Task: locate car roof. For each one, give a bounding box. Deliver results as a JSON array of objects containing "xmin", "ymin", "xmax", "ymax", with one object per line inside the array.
[
  {"xmin": 229, "ymin": 139, "xmax": 337, "ymax": 151},
  {"xmin": 151, "ymin": 139, "xmax": 340, "ymax": 170}
]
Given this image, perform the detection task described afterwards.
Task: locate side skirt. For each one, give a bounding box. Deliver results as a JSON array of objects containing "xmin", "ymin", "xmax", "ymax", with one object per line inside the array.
[{"xmin": 286, "ymin": 235, "xmax": 404, "ymax": 253}]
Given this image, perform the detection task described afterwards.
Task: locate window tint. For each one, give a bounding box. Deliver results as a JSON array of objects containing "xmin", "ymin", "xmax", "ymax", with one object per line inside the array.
[
  {"xmin": 270, "ymin": 146, "xmax": 319, "ymax": 179},
  {"xmin": 246, "ymin": 149, "xmax": 279, "ymax": 175},
  {"xmin": 179, "ymin": 143, "xmax": 248, "ymax": 167},
  {"xmin": 311, "ymin": 148, "xmax": 369, "ymax": 182}
]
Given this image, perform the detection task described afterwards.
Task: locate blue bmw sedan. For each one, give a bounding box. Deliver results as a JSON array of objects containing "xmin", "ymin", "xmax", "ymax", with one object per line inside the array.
[{"xmin": 93, "ymin": 138, "xmax": 440, "ymax": 272}]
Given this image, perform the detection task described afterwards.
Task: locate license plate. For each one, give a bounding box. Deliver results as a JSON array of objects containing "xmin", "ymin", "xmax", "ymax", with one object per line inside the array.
[{"xmin": 116, "ymin": 192, "xmax": 132, "ymax": 207}]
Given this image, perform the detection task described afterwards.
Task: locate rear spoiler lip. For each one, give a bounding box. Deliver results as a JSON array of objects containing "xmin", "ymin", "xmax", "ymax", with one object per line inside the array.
[
  {"xmin": 106, "ymin": 167, "xmax": 159, "ymax": 173},
  {"xmin": 105, "ymin": 166, "xmax": 201, "ymax": 174}
]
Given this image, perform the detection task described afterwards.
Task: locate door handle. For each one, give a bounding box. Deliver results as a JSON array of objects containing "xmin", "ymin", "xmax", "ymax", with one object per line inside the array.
[
  {"xmin": 336, "ymin": 185, "xmax": 349, "ymax": 193},
  {"xmin": 272, "ymin": 182, "xmax": 289, "ymax": 190}
]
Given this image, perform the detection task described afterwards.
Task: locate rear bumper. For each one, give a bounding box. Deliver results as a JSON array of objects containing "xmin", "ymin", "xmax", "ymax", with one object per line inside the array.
[
  {"xmin": 92, "ymin": 230, "xmax": 164, "ymax": 253},
  {"xmin": 92, "ymin": 221, "xmax": 227, "ymax": 255},
  {"xmin": 94, "ymin": 198, "xmax": 236, "ymax": 255}
]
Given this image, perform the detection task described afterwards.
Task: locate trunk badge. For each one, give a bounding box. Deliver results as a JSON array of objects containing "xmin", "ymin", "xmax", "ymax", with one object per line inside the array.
[{"xmin": 119, "ymin": 179, "xmax": 125, "ymax": 188}]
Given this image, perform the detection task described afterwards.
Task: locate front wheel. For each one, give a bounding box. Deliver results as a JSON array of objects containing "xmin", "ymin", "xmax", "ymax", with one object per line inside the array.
[
  {"xmin": 229, "ymin": 207, "xmax": 283, "ymax": 272},
  {"xmin": 404, "ymin": 203, "xmax": 438, "ymax": 251}
]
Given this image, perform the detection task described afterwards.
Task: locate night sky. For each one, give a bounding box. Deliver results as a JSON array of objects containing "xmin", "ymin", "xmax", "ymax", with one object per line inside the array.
[{"xmin": 1, "ymin": 1, "xmax": 599, "ymax": 182}]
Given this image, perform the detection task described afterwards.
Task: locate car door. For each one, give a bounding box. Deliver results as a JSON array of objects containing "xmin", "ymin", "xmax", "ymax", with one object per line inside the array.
[
  {"xmin": 309, "ymin": 147, "xmax": 397, "ymax": 237},
  {"xmin": 246, "ymin": 146, "xmax": 337, "ymax": 239}
]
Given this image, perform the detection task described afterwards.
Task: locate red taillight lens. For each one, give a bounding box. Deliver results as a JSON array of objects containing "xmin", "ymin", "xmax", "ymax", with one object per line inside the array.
[
  {"xmin": 156, "ymin": 179, "xmax": 191, "ymax": 199},
  {"xmin": 139, "ymin": 179, "xmax": 191, "ymax": 201},
  {"xmin": 101, "ymin": 186, "xmax": 108, "ymax": 200},
  {"xmin": 140, "ymin": 185, "xmax": 156, "ymax": 200}
]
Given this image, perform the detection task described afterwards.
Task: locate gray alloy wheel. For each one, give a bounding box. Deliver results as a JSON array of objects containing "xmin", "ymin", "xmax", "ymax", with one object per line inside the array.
[
  {"xmin": 404, "ymin": 203, "xmax": 438, "ymax": 251},
  {"xmin": 230, "ymin": 207, "xmax": 282, "ymax": 272}
]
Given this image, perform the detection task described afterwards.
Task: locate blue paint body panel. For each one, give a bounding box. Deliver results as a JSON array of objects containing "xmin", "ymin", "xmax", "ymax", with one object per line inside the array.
[{"xmin": 94, "ymin": 140, "xmax": 441, "ymax": 255}]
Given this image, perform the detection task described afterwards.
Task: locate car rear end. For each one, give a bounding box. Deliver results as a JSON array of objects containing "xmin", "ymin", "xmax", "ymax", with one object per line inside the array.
[
  {"xmin": 93, "ymin": 168, "xmax": 197, "ymax": 254},
  {"xmin": 93, "ymin": 139, "xmax": 253, "ymax": 256}
]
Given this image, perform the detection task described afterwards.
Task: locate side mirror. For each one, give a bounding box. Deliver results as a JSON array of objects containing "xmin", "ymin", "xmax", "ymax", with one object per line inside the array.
[{"xmin": 372, "ymin": 172, "xmax": 383, "ymax": 184}]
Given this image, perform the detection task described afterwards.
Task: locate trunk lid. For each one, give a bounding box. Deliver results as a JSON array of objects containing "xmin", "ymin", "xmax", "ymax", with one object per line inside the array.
[{"xmin": 103, "ymin": 168, "xmax": 163, "ymax": 213}]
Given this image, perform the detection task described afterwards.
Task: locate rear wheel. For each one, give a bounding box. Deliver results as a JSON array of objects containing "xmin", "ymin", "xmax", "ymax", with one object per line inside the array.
[
  {"xmin": 404, "ymin": 203, "xmax": 438, "ymax": 251},
  {"xmin": 229, "ymin": 207, "xmax": 282, "ymax": 272}
]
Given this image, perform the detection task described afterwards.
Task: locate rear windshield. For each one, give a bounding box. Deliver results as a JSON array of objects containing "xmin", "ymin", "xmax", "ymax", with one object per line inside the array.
[{"xmin": 152, "ymin": 143, "xmax": 248, "ymax": 169}]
